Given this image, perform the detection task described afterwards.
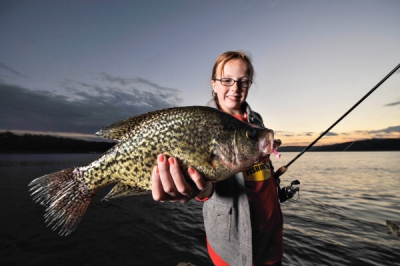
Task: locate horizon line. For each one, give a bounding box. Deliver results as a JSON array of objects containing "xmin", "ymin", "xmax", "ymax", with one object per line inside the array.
[{"xmin": 2, "ymin": 129, "xmax": 398, "ymax": 147}]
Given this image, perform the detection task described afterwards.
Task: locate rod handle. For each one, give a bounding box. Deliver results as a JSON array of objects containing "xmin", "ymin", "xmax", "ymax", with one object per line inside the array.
[{"xmin": 274, "ymin": 165, "xmax": 287, "ymax": 179}]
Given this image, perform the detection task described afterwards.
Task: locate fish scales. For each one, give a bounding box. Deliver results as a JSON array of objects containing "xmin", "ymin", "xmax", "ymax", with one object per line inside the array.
[
  {"xmin": 29, "ymin": 106, "xmax": 276, "ymax": 235},
  {"xmin": 84, "ymin": 107, "xmax": 227, "ymax": 192}
]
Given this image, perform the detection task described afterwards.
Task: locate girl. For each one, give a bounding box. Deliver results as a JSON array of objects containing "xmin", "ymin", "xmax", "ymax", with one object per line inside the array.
[{"xmin": 152, "ymin": 51, "xmax": 283, "ymax": 266}]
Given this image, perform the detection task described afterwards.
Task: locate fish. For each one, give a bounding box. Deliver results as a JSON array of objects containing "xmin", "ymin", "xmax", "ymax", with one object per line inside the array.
[
  {"xmin": 29, "ymin": 106, "xmax": 277, "ymax": 236},
  {"xmin": 386, "ymin": 220, "xmax": 400, "ymax": 238}
]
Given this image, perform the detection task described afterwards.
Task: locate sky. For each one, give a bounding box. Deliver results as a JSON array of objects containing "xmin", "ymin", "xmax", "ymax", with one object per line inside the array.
[{"xmin": 1, "ymin": 0, "xmax": 399, "ymax": 146}]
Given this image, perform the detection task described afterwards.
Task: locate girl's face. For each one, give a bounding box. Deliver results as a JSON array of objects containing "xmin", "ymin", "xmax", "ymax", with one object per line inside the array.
[{"xmin": 211, "ymin": 59, "xmax": 249, "ymax": 115}]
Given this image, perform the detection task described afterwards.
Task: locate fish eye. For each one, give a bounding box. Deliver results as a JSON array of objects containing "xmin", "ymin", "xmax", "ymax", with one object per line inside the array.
[{"xmin": 246, "ymin": 129, "xmax": 258, "ymax": 141}]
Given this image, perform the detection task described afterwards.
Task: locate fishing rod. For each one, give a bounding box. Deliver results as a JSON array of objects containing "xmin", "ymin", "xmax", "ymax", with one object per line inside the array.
[{"xmin": 275, "ymin": 63, "xmax": 400, "ymax": 179}]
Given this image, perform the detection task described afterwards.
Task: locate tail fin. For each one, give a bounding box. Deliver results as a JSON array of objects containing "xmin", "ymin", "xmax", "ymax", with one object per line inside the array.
[{"xmin": 28, "ymin": 168, "xmax": 96, "ymax": 236}]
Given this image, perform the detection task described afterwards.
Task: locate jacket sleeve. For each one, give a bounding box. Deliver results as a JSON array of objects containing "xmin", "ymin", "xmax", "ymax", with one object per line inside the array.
[{"xmin": 195, "ymin": 182, "xmax": 215, "ymax": 202}]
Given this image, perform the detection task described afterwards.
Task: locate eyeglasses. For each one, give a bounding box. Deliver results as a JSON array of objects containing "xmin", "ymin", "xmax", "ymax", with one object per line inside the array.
[{"xmin": 213, "ymin": 78, "xmax": 252, "ymax": 88}]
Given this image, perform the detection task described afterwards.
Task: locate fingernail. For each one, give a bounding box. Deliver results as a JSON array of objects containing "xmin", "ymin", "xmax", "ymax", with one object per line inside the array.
[
  {"xmin": 158, "ymin": 154, "xmax": 164, "ymax": 163},
  {"xmin": 155, "ymin": 166, "xmax": 159, "ymax": 174},
  {"xmin": 168, "ymin": 157, "xmax": 175, "ymax": 165},
  {"xmin": 188, "ymin": 167, "xmax": 195, "ymax": 175}
]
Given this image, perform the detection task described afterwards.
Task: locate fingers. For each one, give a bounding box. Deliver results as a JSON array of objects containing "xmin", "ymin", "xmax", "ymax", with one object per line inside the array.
[
  {"xmin": 151, "ymin": 166, "xmax": 164, "ymax": 201},
  {"xmin": 188, "ymin": 167, "xmax": 207, "ymax": 191},
  {"xmin": 157, "ymin": 155, "xmax": 178, "ymax": 197},
  {"xmin": 168, "ymin": 157, "xmax": 192, "ymax": 197},
  {"xmin": 151, "ymin": 154, "xmax": 197, "ymax": 203}
]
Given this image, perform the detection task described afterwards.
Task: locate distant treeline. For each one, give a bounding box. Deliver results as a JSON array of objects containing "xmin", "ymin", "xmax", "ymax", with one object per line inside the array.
[
  {"xmin": 279, "ymin": 138, "xmax": 400, "ymax": 152},
  {"xmin": 0, "ymin": 132, "xmax": 399, "ymax": 153},
  {"xmin": 0, "ymin": 132, "xmax": 116, "ymax": 153}
]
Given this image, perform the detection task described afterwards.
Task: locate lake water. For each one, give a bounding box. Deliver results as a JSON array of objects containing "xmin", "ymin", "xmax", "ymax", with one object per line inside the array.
[{"xmin": 0, "ymin": 152, "xmax": 399, "ymax": 265}]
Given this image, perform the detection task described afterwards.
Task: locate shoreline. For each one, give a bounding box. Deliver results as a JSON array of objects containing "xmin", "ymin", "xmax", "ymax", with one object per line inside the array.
[{"xmin": 1, "ymin": 132, "xmax": 400, "ymax": 153}]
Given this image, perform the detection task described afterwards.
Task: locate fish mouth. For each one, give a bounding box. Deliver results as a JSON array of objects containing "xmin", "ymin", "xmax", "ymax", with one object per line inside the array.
[
  {"xmin": 235, "ymin": 133, "xmax": 273, "ymax": 166},
  {"xmin": 259, "ymin": 130, "xmax": 275, "ymax": 156}
]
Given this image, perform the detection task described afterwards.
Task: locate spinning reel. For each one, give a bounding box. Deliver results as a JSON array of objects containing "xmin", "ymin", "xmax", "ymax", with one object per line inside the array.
[{"xmin": 278, "ymin": 180, "xmax": 300, "ymax": 203}]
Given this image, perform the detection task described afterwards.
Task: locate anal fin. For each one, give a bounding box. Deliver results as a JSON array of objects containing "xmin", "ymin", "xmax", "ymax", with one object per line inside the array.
[{"xmin": 103, "ymin": 182, "xmax": 150, "ymax": 200}]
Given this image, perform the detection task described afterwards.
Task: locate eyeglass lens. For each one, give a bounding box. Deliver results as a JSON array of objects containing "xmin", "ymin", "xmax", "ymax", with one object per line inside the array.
[{"xmin": 221, "ymin": 78, "xmax": 251, "ymax": 87}]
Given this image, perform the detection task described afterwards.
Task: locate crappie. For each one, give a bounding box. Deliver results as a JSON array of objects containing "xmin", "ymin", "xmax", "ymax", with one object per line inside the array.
[{"xmin": 29, "ymin": 106, "xmax": 276, "ymax": 236}]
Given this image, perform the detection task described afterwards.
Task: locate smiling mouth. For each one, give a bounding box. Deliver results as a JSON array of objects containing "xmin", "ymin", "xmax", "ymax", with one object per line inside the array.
[{"xmin": 226, "ymin": 95, "xmax": 240, "ymax": 100}]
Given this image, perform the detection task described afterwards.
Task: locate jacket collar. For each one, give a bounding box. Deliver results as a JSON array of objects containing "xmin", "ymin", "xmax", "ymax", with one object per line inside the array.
[{"xmin": 206, "ymin": 99, "xmax": 264, "ymax": 128}]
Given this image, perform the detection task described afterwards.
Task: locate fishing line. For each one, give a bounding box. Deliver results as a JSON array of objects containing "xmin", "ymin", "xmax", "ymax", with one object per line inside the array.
[
  {"xmin": 342, "ymin": 141, "xmax": 355, "ymax": 152},
  {"xmin": 275, "ymin": 63, "xmax": 400, "ymax": 178},
  {"xmin": 343, "ymin": 105, "xmax": 395, "ymax": 151}
]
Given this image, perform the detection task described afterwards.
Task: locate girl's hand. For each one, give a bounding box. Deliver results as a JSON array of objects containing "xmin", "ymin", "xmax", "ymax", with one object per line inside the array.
[{"xmin": 151, "ymin": 154, "xmax": 210, "ymax": 202}]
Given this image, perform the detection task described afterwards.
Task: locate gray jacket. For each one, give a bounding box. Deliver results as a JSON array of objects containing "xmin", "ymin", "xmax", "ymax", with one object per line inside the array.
[{"xmin": 203, "ymin": 100, "xmax": 267, "ymax": 266}]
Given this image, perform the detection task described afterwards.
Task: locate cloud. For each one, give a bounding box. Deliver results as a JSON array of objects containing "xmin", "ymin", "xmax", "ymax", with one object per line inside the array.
[
  {"xmin": 0, "ymin": 129, "xmax": 114, "ymax": 142},
  {"xmin": 275, "ymin": 131, "xmax": 315, "ymax": 137},
  {"xmin": 97, "ymin": 73, "xmax": 177, "ymax": 93},
  {"xmin": 323, "ymin": 132, "xmax": 339, "ymax": 136},
  {"xmin": 0, "ymin": 61, "xmax": 26, "ymax": 78},
  {"xmin": 369, "ymin": 125, "xmax": 400, "ymax": 134},
  {"xmin": 303, "ymin": 132, "xmax": 314, "ymax": 137},
  {"xmin": 347, "ymin": 126, "xmax": 400, "ymax": 139},
  {"xmin": 384, "ymin": 101, "xmax": 400, "ymax": 107},
  {"xmin": 0, "ymin": 77, "xmax": 182, "ymax": 136},
  {"xmin": 97, "ymin": 72, "xmax": 137, "ymax": 86}
]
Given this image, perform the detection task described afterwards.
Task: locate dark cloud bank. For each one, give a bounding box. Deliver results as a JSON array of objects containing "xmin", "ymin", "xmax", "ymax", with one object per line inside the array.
[{"xmin": 0, "ymin": 74, "xmax": 182, "ymax": 136}]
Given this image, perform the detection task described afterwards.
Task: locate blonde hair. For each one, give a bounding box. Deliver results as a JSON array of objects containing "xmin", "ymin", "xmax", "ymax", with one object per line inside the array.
[{"xmin": 211, "ymin": 51, "xmax": 255, "ymax": 105}]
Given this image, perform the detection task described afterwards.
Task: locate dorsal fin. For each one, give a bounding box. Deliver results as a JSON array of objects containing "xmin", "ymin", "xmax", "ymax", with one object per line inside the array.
[
  {"xmin": 95, "ymin": 109, "xmax": 166, "ymax": 140},
  {"xmin": 95, "ymin": 106, "xmax": 216, "ymax": 140},
  {"xmin": 96, "ymin": 115, "xmax": 140, "ymax": 140}
]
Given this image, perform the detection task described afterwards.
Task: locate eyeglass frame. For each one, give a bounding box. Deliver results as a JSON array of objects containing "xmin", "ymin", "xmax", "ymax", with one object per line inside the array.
[{"xmin": 212, "ymin": 78, "xmax": 253, "ymax": 88}]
